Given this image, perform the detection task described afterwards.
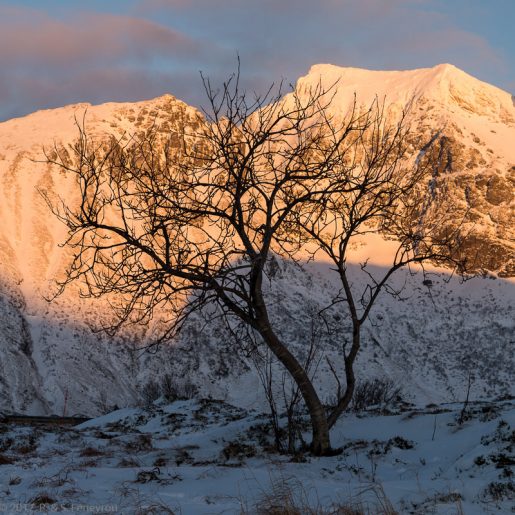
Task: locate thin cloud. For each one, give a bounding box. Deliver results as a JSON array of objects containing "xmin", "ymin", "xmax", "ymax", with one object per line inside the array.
[
  {"xmin": 138, "ymin": 0, "xmax": 428, "ymax": 14},
  {"xmin": 354, "ymin": 7, "xmax": 506, "ymax": 75},
  {"xmin": 0, "ymin": 6, "xmax": 208, "ymax": 120},
  {"xmin": 0, "ymin": 7, "xmax": 200, "ymax": 69},
  {"xmin": 0, "ymin": 68, "xmax": 203, "ymax": 122},
  {"xmin": 401, "ymin": 29, "xmax": 502, "ymax": 66},
  {"xmin": 135, "ymin": 0, "xmax": 506, "ymax": 77}
]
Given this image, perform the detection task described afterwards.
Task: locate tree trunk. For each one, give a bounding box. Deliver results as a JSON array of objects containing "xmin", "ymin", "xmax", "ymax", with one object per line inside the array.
[
  {"xmin": 327, "ymin": 323, "xmax": 360, "ymax": 429},
  {"xmin": 248, "ymin": 262, "xmax": 331, "ymax": 455},
  {"xmin": 254, "ymin": 315, "xmax": 331, "ymax": 455}
]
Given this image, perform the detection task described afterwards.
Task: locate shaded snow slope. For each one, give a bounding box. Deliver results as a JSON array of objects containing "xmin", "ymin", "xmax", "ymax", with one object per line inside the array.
[
  {"xmin": 187, "ymin": 259, "xmax": 514, "ymax": 410},
  {"xmin": 0, "ymin": 398, "xmax": 513, "ymax": 514}
]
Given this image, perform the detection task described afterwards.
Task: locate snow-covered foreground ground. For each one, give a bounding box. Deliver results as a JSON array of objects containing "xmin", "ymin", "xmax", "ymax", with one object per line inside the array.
[{"xmin": 0, "ymin": 398, "xmax": 513, "ymax": 514}]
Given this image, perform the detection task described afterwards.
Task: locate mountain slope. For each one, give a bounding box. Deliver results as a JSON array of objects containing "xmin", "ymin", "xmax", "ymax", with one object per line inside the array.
[
  {"xmin": 0, "ymin": 95, "xmax": 206, "ymax": 414},
  {"xmin": 294, "ymin": 63, "xmax": 515, "ymax": 276},
  {"xmin": 0, "ymin": 64, "xmax": 513, "ymax": 415}
]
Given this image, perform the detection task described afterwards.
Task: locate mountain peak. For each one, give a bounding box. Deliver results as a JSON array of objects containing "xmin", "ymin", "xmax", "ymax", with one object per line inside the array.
[
  {"xmin": 303, "ymin": 62, "xmax": 473, "ymax": 91},
  {"xmin": 432, "ymin": 62, "xmax": 458, "ymax": 72},
  {"xmin": 307, "ymin": 62, "xmax": 462, "ymax": 77},
  {"xmin": 298, "ymin": 62, "xmax": 515, "ymax": 124}
]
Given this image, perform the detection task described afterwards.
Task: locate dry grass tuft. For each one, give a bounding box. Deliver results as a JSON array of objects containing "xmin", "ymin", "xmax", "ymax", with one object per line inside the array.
[
  {"xmin": 79, "ymin": 445, "xmax": 105, "ymax": 457},
  {"xmin": 0, "ymin": 453, "xmax": 14, "ymax": 465},
  {"xmin": 243, "ymin": 477, "xmax": 397, "ymax": 515},
  {"xmin": 29, "ymin": 492, "xmax": 56, "ymax": 507}
]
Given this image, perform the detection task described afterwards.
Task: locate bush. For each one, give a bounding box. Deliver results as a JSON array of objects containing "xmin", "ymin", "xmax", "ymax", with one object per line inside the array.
[
  {"xmin": 243, "ymin": 477, "xmax": 397, "ymax": 514},
  {"xmin": 483, "ymin": 481, "xmax": 515, "ymax": 502},
  {"xmin": 29, "ymin": 493, "xmax": 55, "ymax": 508},
  {"xmin": 140, "ymin": 380, "xmax": 161, "ymax": 407},
  {"xmin": 140, "ymin": 376, "xmax": 198, "ymax": 406},
  {"xmin": 221, "ymin": 441, "xmax": 257, "ymax": 463},
  {"xmin": 0, "ymin": 453, "xmax": 14, "ymax": 464},
  {"xmin": 79, "ymin": 446, "xmax": 105, "ymax": 457},
  {"xmin": 352, "ymin": 378, "xmax": 403, "ymax": 412},
  {"xmin": 161, "ymin": 374, "xmax": 198, "ymax": 402}
]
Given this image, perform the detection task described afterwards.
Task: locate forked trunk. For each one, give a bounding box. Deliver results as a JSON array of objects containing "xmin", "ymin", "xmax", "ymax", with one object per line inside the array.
[
  {"xmin": 255, "ymin": 317, "xmax": 331, "ymax": 456},
  {"xmin": 251, "ymin": 267, "xmax": 332, "ymax": 455},
  {"xmin": 327, "ymin": 324, "xmax": 360, "ymax": 429}
]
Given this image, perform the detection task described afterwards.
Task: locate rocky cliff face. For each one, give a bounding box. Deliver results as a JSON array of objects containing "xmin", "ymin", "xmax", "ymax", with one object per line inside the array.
[
  {"xmin": 296, "ymin": 63, "xmax": 514, "ymax": 276},
  {"xmin": 0, "ymin": 64, "xmax": 513, "ymax": 415}
]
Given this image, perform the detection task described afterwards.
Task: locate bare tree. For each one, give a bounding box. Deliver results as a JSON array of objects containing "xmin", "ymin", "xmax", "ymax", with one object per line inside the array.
[
  {"xmin": 285, "ymin": 103, "xmax": 469, "ymax": 430},
  {"xmin": 44, "ymin": 67, "xmax": 465, "ymax": 455}
]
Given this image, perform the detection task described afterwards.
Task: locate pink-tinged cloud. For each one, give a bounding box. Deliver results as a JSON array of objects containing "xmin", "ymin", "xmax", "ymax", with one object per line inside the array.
[
  {"xmin": 0, "ymin": 7, "xmax": 200, "ymax": 69},
  {"xmin": 356, "ymin": 7, "xmax": 506, "ymax": 75},
  {"xmin": 403, "ymin": 29, "xmax": 502, "ymax": 66},
  {"xmin": 139, "ymin": 0, "xmax": 429, "ymax": 13},
  {"xmin": 0, "ymin": 5, "xmax": 210, "ymax": 121}
]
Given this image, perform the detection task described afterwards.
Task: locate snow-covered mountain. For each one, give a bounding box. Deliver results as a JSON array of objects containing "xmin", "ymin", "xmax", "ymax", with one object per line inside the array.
[
  {"xmin": 0, "ymin": 94, "xmax": 206, "ymax": 415},
  {"xmin": 295, "ymin": 63, "xmax": 514, "ymax": 276},
  {"xmin": 0, "ymin": 64, "xmax": 513, "ymax": 415}
]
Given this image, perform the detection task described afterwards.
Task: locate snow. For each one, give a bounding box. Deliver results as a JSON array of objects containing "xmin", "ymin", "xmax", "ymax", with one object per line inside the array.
[
  {"xmin": 0, "ymin": 398, "xmax": 513, "ymax": 513},
  {"xmin": 296, "ymin": 62, "xmax": 515, "ymax": 169}
]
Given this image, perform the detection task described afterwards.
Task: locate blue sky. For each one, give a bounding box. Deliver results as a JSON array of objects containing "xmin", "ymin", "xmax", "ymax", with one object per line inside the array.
[{"xmin": 0, "ymin": 0, "xmax": 513, "ymax": 121}]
